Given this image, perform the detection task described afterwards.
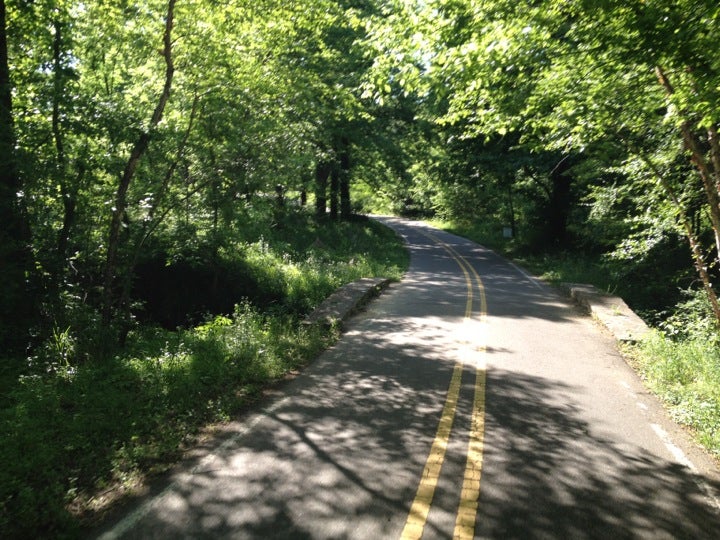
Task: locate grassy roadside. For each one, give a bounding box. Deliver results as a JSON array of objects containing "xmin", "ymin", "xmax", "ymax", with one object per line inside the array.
[
  {"xmin": 434, "ymin": 219, "xmax": 720, "ymax": 462},
  {"xmin": 627, "ymin": 334, "xmax": 720, "ymax": 458},
  {"xmin": 0, "ymin": 214, "xmax": 409, "ymax": 539}
]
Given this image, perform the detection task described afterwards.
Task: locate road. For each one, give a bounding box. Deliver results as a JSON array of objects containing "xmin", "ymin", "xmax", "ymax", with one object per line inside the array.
[{"xmin": 96, "ymin": 217, "xmax": 720, "ymax": 539}]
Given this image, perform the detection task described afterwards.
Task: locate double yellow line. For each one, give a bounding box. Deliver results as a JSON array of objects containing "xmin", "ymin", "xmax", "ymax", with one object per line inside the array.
[{"xmin": 401, "ymin": 232, "xmax": 488, "ymax": 540}]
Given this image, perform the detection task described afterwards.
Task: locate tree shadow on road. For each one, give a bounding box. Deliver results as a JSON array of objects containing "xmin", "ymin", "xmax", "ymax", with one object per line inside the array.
[
  {"xmin": 92, "ymin": 310, "xmax": 720, "ymax": 539},
  {"xmin": 90, "ymin": 225, "xmax": 720, "ymax": 539},
  {"xmin": 480, "ymin": 368, "xmax": 720, "ymax": 539}
]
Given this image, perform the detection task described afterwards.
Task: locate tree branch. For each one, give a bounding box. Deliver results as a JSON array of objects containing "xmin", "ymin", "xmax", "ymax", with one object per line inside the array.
[
  {"xmin": 655, "ymin": 65, "xmax": 720, "ymax": 263},
  {"xmin": 639, "ymin": 150, "xmax": 720, "ymax": 327}
]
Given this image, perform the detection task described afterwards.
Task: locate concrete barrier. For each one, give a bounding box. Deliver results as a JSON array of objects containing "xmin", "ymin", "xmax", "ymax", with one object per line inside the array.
[
  {"xmin": 304, "ymin": 277, "xmax": 392, "ymax": 328},
  {"xmin": 560, "ymin": 283, "xmax": 650, "ymax": 343}
]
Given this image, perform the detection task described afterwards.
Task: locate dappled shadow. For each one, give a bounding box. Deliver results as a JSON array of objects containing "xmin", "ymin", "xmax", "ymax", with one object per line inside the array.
[
  {"xmin": 380, "ymin": 217, "xmax": 584, "ymax": 325},
  {"xmin": 94, "ymin": 219, "xmax": 720, "ymax": 539},
  {"xmin": 95, "ymin": 312, "xmax": 720, "ymax": 539},
  {"xmin": 479, "ymin": 369, "xmax": 720, "ymax": 539},
  {"xmin": 94, "ymin": 311, "xmax": 470, "ymax": 539}
]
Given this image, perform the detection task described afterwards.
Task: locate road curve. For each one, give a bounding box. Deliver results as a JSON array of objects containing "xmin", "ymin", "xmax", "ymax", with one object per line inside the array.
[{"xmin": 95, "ymin": 218, "xmax": 720, "ymax": 539}]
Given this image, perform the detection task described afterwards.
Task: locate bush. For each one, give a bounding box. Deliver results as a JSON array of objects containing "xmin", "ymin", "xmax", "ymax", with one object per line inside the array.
[
  {"xmin": 132, "ymin": 212, "xmax": 407, "ymax": 328},
  {"xmin": 0, "ymin": 307, "xmax": 332, "ymax": 539},
  {"xmin": 658, "ymin": 288, "xmax": 720, "ymax": 343}
]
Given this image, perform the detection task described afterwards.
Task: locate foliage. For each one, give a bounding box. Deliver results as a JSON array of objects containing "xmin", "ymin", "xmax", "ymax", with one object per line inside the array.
[
  {"xmin": 358, "ymin": 0, "xmax": 720, "ymax": 329},
  {"xmin": 2, "ymin": 0, "xmax": 407, "ymax": 351},
  {"xmin": 658, "ymin": 289, "xmax": 720, "ymax": 343},
  {"xmin": 0, "ymin": 308, "xmax": 330, "ymax": 538},
  {"xmin": 1, "ymin": 1, "xmax": 414, "ymax": 533},
  {"xmin": 3, "ymin": 0, "xmax": 720, "ymax": 534},
  {"xmin": 3, "ymin": 0, "xmax": 717, "ymax": 340}
]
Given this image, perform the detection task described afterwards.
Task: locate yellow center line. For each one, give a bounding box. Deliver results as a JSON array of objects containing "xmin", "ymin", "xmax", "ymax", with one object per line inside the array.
[
  {"xmin": 453, "ymin": 353, "xmax": 487, "ymax": 540},
  {"xmin": 430, "ymin": 236, "xmax": 488, "ymax": 540},
  {"xmin": 401, "ymin": 230, "xmax": 488, "ymax": 540},
  {"xmin": 400, "ymin": 363, "xmax": 464, "ymax": 540}
]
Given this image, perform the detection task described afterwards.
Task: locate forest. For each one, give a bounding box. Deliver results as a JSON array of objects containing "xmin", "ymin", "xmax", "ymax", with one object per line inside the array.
[{"xmin": 1, "ymin": 0, "xmax": 720, "ymax": 537}]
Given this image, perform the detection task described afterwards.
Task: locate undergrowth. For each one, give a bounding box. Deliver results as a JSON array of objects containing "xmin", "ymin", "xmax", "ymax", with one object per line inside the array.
[
  {"xmin": 0, "ymin": 212, "xmax": 408, "ymax": 539},
  {"xmin": 632, "ymin": 332, "xmax": 720, "ymax": 458}
]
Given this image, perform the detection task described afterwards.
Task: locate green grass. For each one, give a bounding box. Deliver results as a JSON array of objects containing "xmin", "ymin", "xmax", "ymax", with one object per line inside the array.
[
  {"xmin": 1, "ymin": 311, "xmax": 332, "ymax": 539},
  {"xmin": 631, "ymin": 333, "xmax": 720, "ymax": 459},
  {"xmin": 0, "ymin": 212, "xmax": 409, "ymax": 539},
  {"xmin": 240, "ymin": 213, "xmax": 408, "ymax": 314},
  {"xmin": 428, "ymin": 219, "xmax": 509, "ymax": 253}
]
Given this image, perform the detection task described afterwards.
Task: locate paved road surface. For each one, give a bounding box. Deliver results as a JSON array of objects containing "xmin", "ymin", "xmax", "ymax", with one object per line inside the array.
[{"xmin": 96, "ymin": 218, "xmax": 720, "ymax": 539}]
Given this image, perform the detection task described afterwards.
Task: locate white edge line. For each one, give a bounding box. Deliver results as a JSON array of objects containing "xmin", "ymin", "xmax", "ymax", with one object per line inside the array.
[
  {"xmin": 504, "ymin": 259, "xmax": 544, "ymax": 291},
  {"xmin": 651, "ymin": 423, "xmax": 720, "ymax": 513}
]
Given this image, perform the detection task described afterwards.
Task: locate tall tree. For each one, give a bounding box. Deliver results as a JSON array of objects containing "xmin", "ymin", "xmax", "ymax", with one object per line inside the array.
[
  {"xmin": 400, "ymin": 0, "xmax": 720, "ymax": 325},
  {"xmin": 0, "ymin": 0, "xmax": 34, "ymax": 351},
  {"xmin": 101, "ymin": 0, "xmax": 176, "ymax": 325}
]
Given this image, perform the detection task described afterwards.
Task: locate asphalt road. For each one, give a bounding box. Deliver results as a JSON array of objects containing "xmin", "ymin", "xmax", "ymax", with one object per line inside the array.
[{"xmin": 96, "ymin": 218, "xmax": 720, "ymax": 539}]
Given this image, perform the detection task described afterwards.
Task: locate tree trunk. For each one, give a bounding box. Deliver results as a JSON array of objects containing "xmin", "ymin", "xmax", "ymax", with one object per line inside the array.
[
  {"xmin": 102, "ymin": 0, "xmax": 176, "ymax": 325},
  {"xmin": 51, "ymin": 16, "xmax": 80, "ymax": 282},
  {"xmin": 507, "ymin": 182, "xmax": 516, "ymax": 236},
  {"xmin": 0, "ymin": 0, "xmax": 34, "ymax": 350},
  {"xmin": 339, "ymin": 141, "xmax": 351, "ymax": 219},
  {"xmin": 116, "ymin": 93, "xmax": 199, "ymax": 343},
  {"xmin": 315, "ymin": 161, "xmax": 330, "ymax": 218},
  {"xmin": 640, "ymin": 151, "xmax": 720, "ymax": 327},
  {"xmin": 547, "ymin": 156, "xmax": 572, "ymax": 244},
  {"xmin": 654, "ymin": 66, "xmax": 720, "ymax": 327},
  {"xmin": 655, "ymin": 66, "xmax": 720, "ymax": 265},
  {"xmin": 329, "ymin": 166, "xmax": 339, "ymax": 221},
  {"xmin": 339, "ymin": 172, "xmax": 351, "ymax": 219},
  {"xmin": 57, "ymin": 164, "xmax": 83, "ymax": 270}
]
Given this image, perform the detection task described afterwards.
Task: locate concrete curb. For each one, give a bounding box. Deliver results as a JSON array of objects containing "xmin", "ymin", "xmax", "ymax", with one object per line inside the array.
[
  {"xmin": 303, "ymin": 275, "xmax": 650, "ymax": 343},
  {"xmin": 559, "ymin": 283, "xmax": 650, "ymax": 343},
  {"xmin": 304, "ymin": 277, "xmax": 392, "ymax": 328}
]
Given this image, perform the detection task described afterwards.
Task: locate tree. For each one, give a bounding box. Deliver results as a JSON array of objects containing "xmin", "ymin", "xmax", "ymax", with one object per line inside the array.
[
  {"xmin": 0, "ymin": 0, "xmax": 34, "ymax": 351},
  {"xmin": 393, "ymin": 0, "xmax": 720, "ymax": 326},
  {"xmin": 101, "ymin": 0, "xmax": 176, "ymax": 325}
]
